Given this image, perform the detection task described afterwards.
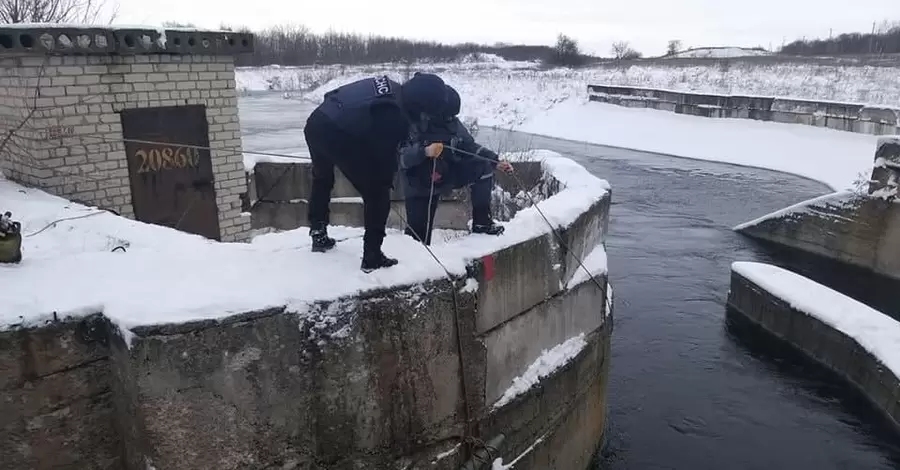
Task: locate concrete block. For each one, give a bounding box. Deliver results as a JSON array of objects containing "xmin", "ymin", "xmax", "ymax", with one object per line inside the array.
[
  {"xmin": 481, "ymin": 275, "xmax": 608, "ymax": 405},
  {"xmin": 0, "ymin": 315, "xmax": 109, "ymax": 388},
  {"xmin": 474, "ymin": 233, "xmax": 564, "ymax": 334},
  {"xmin": 308, "ymin": 281, "xmax": 465, "ymax": 463},
  {"xmin": 727, "ymin": 269, "xmax": 900, "ymax": 434},
  {"xmin": 479, "ymin": 324, "xmax": 610, "ymax": 469},
  {"xmin": 113, "ymin": 309, "xmax": 315, "ymax": 470}
]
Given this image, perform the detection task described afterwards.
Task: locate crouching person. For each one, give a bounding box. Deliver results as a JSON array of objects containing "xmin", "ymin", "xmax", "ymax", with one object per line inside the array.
[
  {"xmin": 400, "ymin": 85, "xmax": 512, "ymax": 245},
  {"xmin": 303, "ymin": 73, "xmax": 448, "ymax": 272}
]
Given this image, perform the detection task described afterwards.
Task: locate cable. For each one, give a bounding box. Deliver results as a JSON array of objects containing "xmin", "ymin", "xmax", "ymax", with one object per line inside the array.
[
  {"xmin": 24, "ymin": 211, "xmax": 107, "ymax": 237},
  {"xmin": 444, "ymin": 144, "xmax": 608, "ymax": 294}
]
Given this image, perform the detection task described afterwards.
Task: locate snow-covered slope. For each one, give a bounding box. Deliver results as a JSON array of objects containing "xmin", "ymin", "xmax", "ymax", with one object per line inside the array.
[
  {"xmin": 237, "ymin": 60, "xmax": 900, "ymax": 107},
  {"xmin": 245, "ymin": 60, "xmax": 881, "ymax": 190}
]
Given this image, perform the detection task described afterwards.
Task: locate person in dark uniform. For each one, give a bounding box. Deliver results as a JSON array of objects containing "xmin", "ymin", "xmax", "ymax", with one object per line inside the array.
[
  {"xmin": 304, "ymin": 73, "xmax": 448, "ymax": 272},
  {"xmin": 399, "ymin": 85, "xmax": 512, "ymax": 245}
]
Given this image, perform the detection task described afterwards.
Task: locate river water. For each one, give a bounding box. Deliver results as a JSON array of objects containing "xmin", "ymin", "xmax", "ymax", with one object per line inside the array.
[{"xmin": 239, "ymin": 93, "xmax": 900, "ymax": 469}]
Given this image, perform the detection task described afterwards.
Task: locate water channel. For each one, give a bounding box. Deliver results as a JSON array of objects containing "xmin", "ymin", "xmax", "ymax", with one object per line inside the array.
[{"xmin": 240, "ymin": 93, "xmax": 900, "ymax": 469}]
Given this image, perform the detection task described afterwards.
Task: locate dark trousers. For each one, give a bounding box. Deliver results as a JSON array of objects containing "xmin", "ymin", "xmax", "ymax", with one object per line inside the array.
[
  {"xmin": 304, "ymin": 110, "xmax": 392, "ymax": 256},
  {"xmin": 405, "ymin": 170, "xmax": 494, "ymax": 245}
]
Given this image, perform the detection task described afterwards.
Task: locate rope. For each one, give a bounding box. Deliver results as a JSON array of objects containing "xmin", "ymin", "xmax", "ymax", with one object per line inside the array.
[{"xmin": 444, "ymin": 144, "xmax": 608, "ymax": 294}]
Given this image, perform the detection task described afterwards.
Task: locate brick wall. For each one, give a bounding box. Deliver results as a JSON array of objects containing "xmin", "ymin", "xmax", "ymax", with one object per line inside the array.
[{"xmin": 0, "ymin": 54, "xmax": 251, "ymax": 242}]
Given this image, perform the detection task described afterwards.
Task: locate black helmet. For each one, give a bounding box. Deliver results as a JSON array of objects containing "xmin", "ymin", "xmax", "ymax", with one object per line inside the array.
[
  {"xmin": 445, "ymin": 85, "xmax": 461, "ymax": 117},
  {"xmin": 401, "ymin": 73, "xmax": 447, "ymax": 118}
]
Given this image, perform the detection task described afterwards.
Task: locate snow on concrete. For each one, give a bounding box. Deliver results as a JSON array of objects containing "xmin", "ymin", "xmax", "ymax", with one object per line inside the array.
[
  {"xmin": 0, "ymin": 152, "xmax": 609, "ymax": 335},
  {"xmin": 431, "ymin": 443, "xmax": 461, "ymax": 464},
  {"xmin": 732, "ymin": 262, "xmax": 900, "ymax": 379},
  {"xmin": 566, "ymin": 244, "xmax": 608, "ymax": 289},
  {"xmin": 491, "ymin": 433, "xmax": 547, "ymax": 470},
  {"xmin": 492, "ymin": 333, "xmax": 588, "ymax": 410},
  {"xmin": 242, "ymin": 60, "xmax": 883, "ymax": 191},
  {"xmin": 732, "ymin": 190, "xmax": 857, "ymax": 231}
]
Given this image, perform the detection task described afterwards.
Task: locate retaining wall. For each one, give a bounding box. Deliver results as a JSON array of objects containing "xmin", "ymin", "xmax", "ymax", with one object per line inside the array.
[
  {"xmin": 727, "ymin": 265, "xmax": 900, "ymax": 433},
  {"xmin": 588, "ymin": 84, "xmax": 900, "ymax": 136},
  {"xmin": 1, "ymin": 157, "xmax": 612, "ymax": 469},
  {"xmin": 734, "ymin": 137, "xmax": 900, "ymax": 281}
]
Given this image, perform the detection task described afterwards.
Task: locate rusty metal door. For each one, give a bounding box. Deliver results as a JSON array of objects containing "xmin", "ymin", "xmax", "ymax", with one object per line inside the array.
[{"xmin": 121, "ymin": 105, "xmax": 221, "ymax": 240}]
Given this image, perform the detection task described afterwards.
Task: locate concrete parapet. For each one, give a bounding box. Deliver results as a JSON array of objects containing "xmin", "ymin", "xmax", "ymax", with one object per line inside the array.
[
  {"xmin": 735, "ymin": 138, "xmax": 900, "ymax": 281},
  {"xmin": 727, "ymin": 264, "xmax": 900, "ymax": 433},
  {"xmin": 588, "ymin": 84, "xmax": 900, "ymax": 136}
]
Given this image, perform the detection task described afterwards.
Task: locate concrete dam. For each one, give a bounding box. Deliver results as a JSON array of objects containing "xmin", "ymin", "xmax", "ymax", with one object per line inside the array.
[{"xmin": 1, "ymin": 150, "xmax": 613, "ymax": 469}]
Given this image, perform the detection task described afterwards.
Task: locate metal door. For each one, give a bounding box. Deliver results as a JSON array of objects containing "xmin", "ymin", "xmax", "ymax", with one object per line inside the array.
[{"xmin": 121, "ymin": 105, "xmax": 221, "ymax": 240}]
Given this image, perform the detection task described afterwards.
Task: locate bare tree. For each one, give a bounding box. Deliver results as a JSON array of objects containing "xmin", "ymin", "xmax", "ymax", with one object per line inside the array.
[
  {"xmin": 667, "ymin": 39, "xmax": 683, "ymax": 56},
  {"xmin": 545, "ymin": 33, "xmax": 585, "ymax": 66},
  {"xmin": 0, "ymin": 0, "xmax": 118, "ymax": 24},
  {"xmin": 611, "ymin": 41, "xmax": 642, "ymax": 60}
]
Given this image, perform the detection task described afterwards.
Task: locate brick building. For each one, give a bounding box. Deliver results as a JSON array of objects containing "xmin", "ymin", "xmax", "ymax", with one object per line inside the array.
[{"xmin": 0, "ymin": 26, "xmax": 254, "ymax": 241}]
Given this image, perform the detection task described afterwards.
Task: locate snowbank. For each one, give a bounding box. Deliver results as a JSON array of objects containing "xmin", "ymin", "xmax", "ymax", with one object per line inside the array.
[
  {"xmin": 517, "ymin": 101, "xmax": 877, "ymax": 191},
  {"xmin": 732, "ymin": 262, "xmax": 900, "ymax": 380},
  {"xmin": 0, "ymin": 151, "xmax": 609, "ymax": 334}
]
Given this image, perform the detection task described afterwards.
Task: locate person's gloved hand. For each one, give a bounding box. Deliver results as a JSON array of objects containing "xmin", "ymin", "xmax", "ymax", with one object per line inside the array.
[
  {"xmin": 496, "ymin": 160, "xmax": 514, "ymax": 173},
  {"xmin": 425, "ymin": 142, "xmax": 444, "ymax": 159}
]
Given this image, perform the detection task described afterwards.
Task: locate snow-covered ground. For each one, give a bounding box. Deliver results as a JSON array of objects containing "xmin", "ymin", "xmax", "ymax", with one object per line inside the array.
[
  {"xmin": 238, "ymin": 60, "xmax": 900, "ymax": 108},
  {"xmin": 0, "ymin": 151, "xmax": 609, "ymax": 335},
  {"xmin": 732, "ymin": 262, "xmax": 900, "ymax": 382},
  {"xmin": 239, "ymin": 58, "xmax": 885, "ymax": 191}
]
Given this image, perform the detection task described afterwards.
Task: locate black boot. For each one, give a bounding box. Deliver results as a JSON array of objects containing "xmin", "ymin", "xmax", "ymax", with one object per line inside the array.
[
  {"xmin": 361, "ymin": 251, "xmax": 399, "ymax": 273},
  {"xmin": 472, "ymin": 221, "xmax": 505, "ymax": 236},
  {"xmin": 310, "ymin": 225, "xmax": 336, "ymax": 253}
]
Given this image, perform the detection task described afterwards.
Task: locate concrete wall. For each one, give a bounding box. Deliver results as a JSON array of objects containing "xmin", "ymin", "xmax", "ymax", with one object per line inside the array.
[
  {"xmin": 735, "ymin": 137, "xmax": 900, "ymax": 281},
  {"xmin": 588, "ymin": 84, "xmax": 900, "ymax": 136},
  {"xmin": 0, "ymin": 156, "xmax": 612, "ymax": 469},
  {"xmin": 0, "ymin": 315, "xmax": 121, "ymax": 469},
  {"xmin": 727, "ymin": 269, "xmax": 900, "ymax": 433},
  {"xmin": 0, "ymin": 26, "xmax": 254, "ymax": 241},
  {"xmin": 249, "ymin": 160, "xmax": 548, "ymax": 232}
]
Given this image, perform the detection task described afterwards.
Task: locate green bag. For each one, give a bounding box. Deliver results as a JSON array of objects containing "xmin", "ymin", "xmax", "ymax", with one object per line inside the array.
[{"xmin": 0, "ymin": 231, "xmax": 22, "ymax": 264}]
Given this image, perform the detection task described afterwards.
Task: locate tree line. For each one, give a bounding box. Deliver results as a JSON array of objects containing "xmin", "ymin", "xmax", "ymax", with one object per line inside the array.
[
  {"xmin": 189, "ymin": 23, "xmax": 561, "ymax": 66},
  {"xmin": 781, "ymin": 21, "xmax": 900, "ymax": 55}
]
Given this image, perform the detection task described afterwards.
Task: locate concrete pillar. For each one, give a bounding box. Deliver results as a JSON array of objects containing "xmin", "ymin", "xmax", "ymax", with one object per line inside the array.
[{"xmin": 869, "ymin": 136, "xmax": 900, "ymax": 198}]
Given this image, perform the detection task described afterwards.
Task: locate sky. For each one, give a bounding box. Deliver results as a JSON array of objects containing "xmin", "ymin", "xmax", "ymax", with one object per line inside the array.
[{"xmin": 113, "ymin": 0, "xmax": 900, "ymax": 57}]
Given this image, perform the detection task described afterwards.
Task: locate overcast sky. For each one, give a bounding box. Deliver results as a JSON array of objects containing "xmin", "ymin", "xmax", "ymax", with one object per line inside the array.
[{"xmin": 115, "ymin": 0, "xmax": 899, "ymax": 56}]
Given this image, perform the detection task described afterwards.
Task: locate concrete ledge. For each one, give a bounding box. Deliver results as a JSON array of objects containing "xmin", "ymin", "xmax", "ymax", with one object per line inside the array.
[
  {"xmin": 588, "ymin": 84, "xmax": 900, "ymax": 136},
  {"xmin": 0, "ymin": 26, "xmax": 254, "ymax": 56},
  {"xmin": 735, "ymin": 192, "xmax": 900, "ymax": 281},
  {"xmin": 726, "ymin": 265, "xmax": 900, "ymax": 433},
  {"xmin": 251, "ymin": 199, "xmax": 473, "ymax": 232}
]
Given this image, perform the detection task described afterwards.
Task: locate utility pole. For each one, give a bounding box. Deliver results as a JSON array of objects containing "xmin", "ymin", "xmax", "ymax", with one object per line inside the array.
[{"xmin": 870, "ymin": 21, "xmax": 876, "ymax": 54}]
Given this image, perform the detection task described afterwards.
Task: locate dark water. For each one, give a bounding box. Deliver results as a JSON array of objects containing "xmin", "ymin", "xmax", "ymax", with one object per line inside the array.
[{"xmin": 479, "ymin": 129, "xmax": 900, "ymax": 470}]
